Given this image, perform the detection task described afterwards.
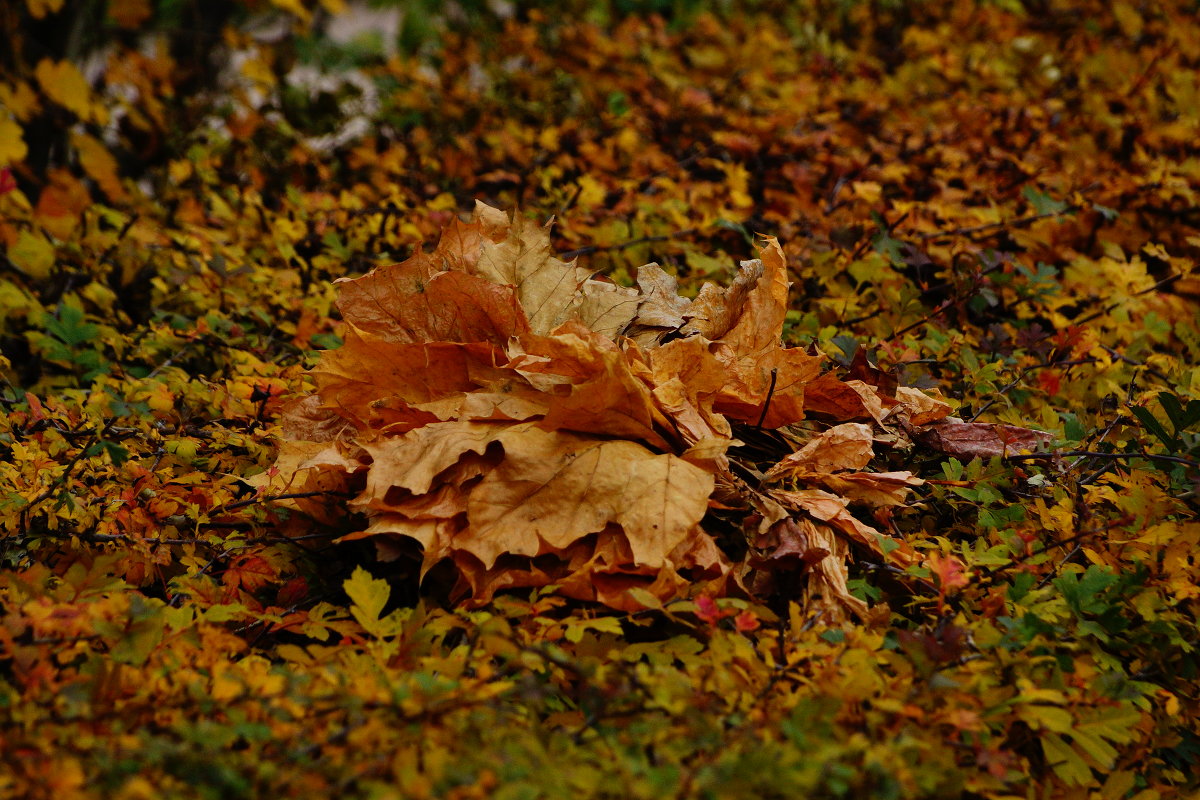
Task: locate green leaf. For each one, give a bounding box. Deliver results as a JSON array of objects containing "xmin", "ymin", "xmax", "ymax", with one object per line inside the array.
[
  {"xmin": 872, "ymin": 231, "xmax": 905, "ymax": 266},
  {"xmin": 107, "ymin": 594, "xmax": 166, "ymax": 666},
  {"xmin": 1158, "ymin": 392, "xmax": 1200, "ymax": 434},
  {"xmin": 873, "ymin": 532, "xmax": 900, "ymax": 555},
  {"xmin": 1059, "ymin": 411, "xmax": 1086, "ymax": 443},
  {"xmin": 101, "ymin": 440, "xmax": 130, "ymax": 467},
  {"xmin": 1022, "ymin": 185, "xmax": 1069, "ymax": 216},
  {"xmin": 1131, "ymin": 405, "xmax": 1178, "ymax": 449},
  {"xmin": 44, "ymin": 305, "xmax": 98, "ymax": 346},
  {"xmin": 1054, "ymin": 565, "xmax": 1118, "ymax": 616}
]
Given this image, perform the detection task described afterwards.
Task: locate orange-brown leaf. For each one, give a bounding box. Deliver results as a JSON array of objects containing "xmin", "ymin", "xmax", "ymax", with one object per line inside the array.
[
  {"xmin": 764, "ymin": 422, "xmax": 875, "ymax": 481},
  {"xmin": 913, "ymin": 418, "xmax": 1054, "ymax": 459},
  {"xmin": 465, "ymin": 425, "xmax": 713, "ymax": 568}
]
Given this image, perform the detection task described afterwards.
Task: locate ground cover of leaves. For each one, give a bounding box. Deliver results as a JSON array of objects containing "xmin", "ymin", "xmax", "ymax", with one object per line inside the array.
[{"xmin": 1, "ymin": 1, "xmax": 1199, "ymax": 797}]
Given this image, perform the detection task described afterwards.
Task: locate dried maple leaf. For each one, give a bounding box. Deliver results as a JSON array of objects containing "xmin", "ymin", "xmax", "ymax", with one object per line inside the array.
[
  {"xmin": 334, "ymin": 247, "xmax": 529, "ymax": 345},
  {"xmin": 803, "ymin": 374, "xmax": 892, "ymax": 424},
  {"xmin": 772, "ymin": 488, "xmax": 917, "ymax": 567},
  {"xmin": 807, "ymin": 471, "xmax": 925, "ymax": 507},
  {"xmin": 507, "ymin": 322, "xmax": 673, "ymax": 449},
  {"xmin": 702, "ymin": 239, "xmax": 823, "ymax": 427},
  {"xmin": 468, "ymin": 210, "xmax": 594, "ymax": 335},
  {"xmin": 799, "ymin": 521, "xmax": 870, "ymax": 623},
  {"xmin": 625, "ymin": 263, "xmax": 693, "ymax": 345},
  {"xmin": 893, "ymin": 387, "xmax": 954, "ymax": 426},
  {"xmin": 463, "ymin": 424, "xmax": 712, "ymax": 569},
  {"xmin": 573, "ymin": 278, "xmax": 641, "ymax": 338}
]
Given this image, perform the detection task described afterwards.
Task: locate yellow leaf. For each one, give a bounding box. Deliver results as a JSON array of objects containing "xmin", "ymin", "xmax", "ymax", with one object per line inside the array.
[
  {"xmin": 0, "ymin": 82, "xmax": 40, "ymax": 121},
  {"xmin": 575, "ymin": 173, "xmax": 606, "ymax": 208},
  {"xmin": 240, "ymin": 55, "xmax": 277, "ymax": 88},
  {"xmin": 0, "ymin": 282, "xmax": 43, "ymax": 326},
  {"xmin": 80, "ymin": 280, "xmax": 116, "ymax": 312},
  {"xmin": 852, "ymin": 181, "xmax": 883, "ymax": 204},
  {"xmin": 72, "ymin": 131, "xmax": 127, "ymax": 202},
  {"xmin": 268, "ymin": 0, "xmax": 311, "ymax": 22},
  {"xmin": 1112, "ymin": 1, "xmax": 1143, "ymax": 38},
  {"xmin": 1142, "ymin": 241, "xmax": 1169, "ymax": 260},
  {"xmin": 8, "ymin": 230, "xmax": 55, "ymax": 279},
  {"xmin": 1101, "ymin": 772, "xmax": 1136, "ymax": 800},
  {"xmin": 1041, "ymin": 733, "xmax": 1092, "ymax": 786},
  {"xmin": 1018, "ymin": 703, "xmax": 1074, "ymax": 733},
  {"xmin": 35, "ymin": 59, "xmax": 97, "ymax": 122},
  {"xmin": 26, "ymin": 0, "xmax": 66, "ymax": 18},
  {"xmin": 344, "ymin": 565, "xmax": 397, "ymax": 637},
  {"xmin": 0, "ymin": 118, "xmax": 27, "ymax": 166}
]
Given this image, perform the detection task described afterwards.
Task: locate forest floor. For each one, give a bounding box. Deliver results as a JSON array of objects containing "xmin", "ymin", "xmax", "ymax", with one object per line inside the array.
[{"xmin": 1, "ymin": 1, "xmax": 1198, "ymax": 797}]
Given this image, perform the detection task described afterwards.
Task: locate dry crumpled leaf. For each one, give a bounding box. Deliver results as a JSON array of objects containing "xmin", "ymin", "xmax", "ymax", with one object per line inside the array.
[
  {"xmin": 912, "ymin": 417, "xmax": 1055, "ymax": 459},
  {"xmin": 893, "ymin": 386, "xmax": 954, "ymax": 427},
  {"xmin": 764, "ymin": 422, "xmax": 875, "ymax": 480},
  {"xmin": 266, "ymin": 202, "xmax": 965, "ymax": 616},
  {"xmin": 625, "ymin": 263, "xmax": 692, "ymax": 345},
  {"xmin": 703, "ymin": 241, "xmax": 824, "ymax": 428},
  {"xmin": 809, "ymin": 471, "xmax": 926, "ymax": 507}
]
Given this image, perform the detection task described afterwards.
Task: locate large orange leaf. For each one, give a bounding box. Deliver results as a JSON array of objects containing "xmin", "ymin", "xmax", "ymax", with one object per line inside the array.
[
  {"xmin": 466, "ymin": 424, "xmax": 712, "ymax": 568},
  {"xmin": 336, "ymin": 260, "xmax": 528, "ymax": 345}
]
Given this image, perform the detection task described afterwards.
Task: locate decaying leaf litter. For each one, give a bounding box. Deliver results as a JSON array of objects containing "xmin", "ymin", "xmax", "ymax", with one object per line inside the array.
[{"xmin": 264, "ymin": 202, "xmax": 1053, "ymax": 617}]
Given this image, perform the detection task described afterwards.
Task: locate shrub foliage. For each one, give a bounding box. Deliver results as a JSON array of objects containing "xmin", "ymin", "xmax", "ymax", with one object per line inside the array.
[{"xmin": 1, "ymin": 0, "xmax": 1198, "ymax": 797}]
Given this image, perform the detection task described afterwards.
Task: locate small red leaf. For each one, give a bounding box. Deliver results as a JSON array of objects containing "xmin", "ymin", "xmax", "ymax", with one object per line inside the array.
[
  {"xmin": 733, "ymin": 610, "xmax": 760, "ymax": 632},
  {"xmin": 695, "ymin": 594, "xmax": 723, "ymax": 625}
]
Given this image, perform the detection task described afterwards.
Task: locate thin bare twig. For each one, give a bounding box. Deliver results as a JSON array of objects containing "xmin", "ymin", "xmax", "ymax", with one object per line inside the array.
[{"xmin": 1006, "ymin": 449, "xmax": 1200, "ymax": 470}]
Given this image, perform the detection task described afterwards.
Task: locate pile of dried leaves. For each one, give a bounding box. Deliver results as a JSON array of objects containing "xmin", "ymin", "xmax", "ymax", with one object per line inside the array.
[{"xmin": 265, "ymin": 203, "xmax": 1052, "ymax": 616}]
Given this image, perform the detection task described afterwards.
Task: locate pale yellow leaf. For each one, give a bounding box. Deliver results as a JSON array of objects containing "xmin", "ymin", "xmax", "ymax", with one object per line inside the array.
[
  {"xmin": 27, "ymin": 0, "xmax": 66, "ymax": 19},
  {"xmin": 472, "ymin": 211, "xmax": 593, "ymax": 335}
]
